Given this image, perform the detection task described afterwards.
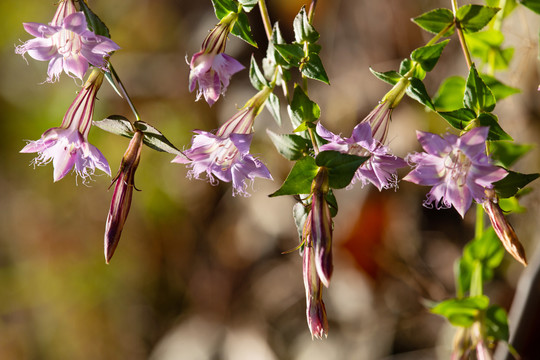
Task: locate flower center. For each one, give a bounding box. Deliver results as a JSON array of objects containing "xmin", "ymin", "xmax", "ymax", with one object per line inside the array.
[
  {"xmin": 53, "ymin": 29, "xmax": 82, "ymax": 58},
  {"xmin": 445, "ymin": 149, "xmax": 472, "ymax": 187},
  {"xmin": 213, "ymin": 139, "xmax": 240, "ymax": 171},
  {"xmin": 348, "ymin": 143, "xmax": 370, "ymax": 158}
]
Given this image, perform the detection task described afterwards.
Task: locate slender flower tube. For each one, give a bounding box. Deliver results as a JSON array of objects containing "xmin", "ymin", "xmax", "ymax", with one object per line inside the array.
[
  {"xmin": 173, "ymin": 87, "xmax": 272, "ymax": 196},
  {"xmin": 483, "ymin": 189, "xmax": 527, "ymax": 266},
  {"xmin": 16, "ymin": 0, "xmax": 120, "ymax": 82},
  {"xmin": 403, "ymin": 127, "xmax": 507, "ymax": 218},
  {"xmin": 21, "ymin": 69, "xmax": 110, "ymax": 182},
  {"xmin": 316, "ymin": 122, "xmax": 406, "ymax": 190},
  {"xmin": 104, "ymin": 130, "xmax": 143, "ymax": 263},
  {"xmin": 303, "ymin": 243, "xmax": 329, "ymax": 339},
  {"xmin": 188, "ymin": 12, "xmax": 244, "ymax": 106}
]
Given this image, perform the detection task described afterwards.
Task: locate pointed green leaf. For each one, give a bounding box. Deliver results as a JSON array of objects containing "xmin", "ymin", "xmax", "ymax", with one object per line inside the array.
[
  {"xmin": 315, "ymin": 151, "xmax": 368, "ymax": 189},
  {"xmin": 486, "ymin": 305, "xmax": 509, "ymax": 341},
  {"xmin": 93, "ymin": 115, "xmax": 134, "ymax": 138},
  {"xmin": 293, "ymin": 6, "xmax": 319, "ymax": 43},
  {"xmin": 438, "ymin": 108, "xmax": 477, "ymax": 130},
  {"xmin": 326, "ymin": 190, "xmax": 338, "ymax": 217},
  {"xmin": 211, "ymin": 0, "xmax": 238, "ymax": 19},
  {"xmin": 287, "ymin": 85, "xmax": 321, "ymax": 130},
  {"xmin": 499, "ymin": 196, "xmax": 527, "ymax": 213},
  {"xmin": 301, "ymin": 53, "xmax": 330, "ymax": 84},
  {"xmin": 481, "ymin": 75, "xmax": 520, "ymax": 101},
  {"xmin": 464, "ymin": 228, "xmax": 505, "ymax": 270},
  {"xmin": 456, "ymin": 5, "xmax": 500, "ymax": 33},
  {"xmin": 464, "ymin": 65, "xmax": 496, "ymax": 112},
  {"xmin": 494, "ymin": 171, "xmax": 540, "ymax": 198},
  {"xmin": 520, "ymin": 0, "xmax": 540, "ymax": 14},
  {"xmin": 406, "ymin": 77, "xmax": 435, "ymax": 110},
  {"xmin": 399, "ymin": 58, "xmax": 426, "ymax": 80},
  {"xmin": 231, "ymin": 11, "xmax": 257, "ymax": 47},
  {"xmin": 79, "ymin": 0, "xmax": 111, "ymax": 38},
  {"xmin": 369, "ymin": 68, "xmax": 402, "ymax": 85},
  {"xmin": 264, "ymin": 23, "xmax": 289, "ymax": 69},
  {"xmin": 433, "ymin": 76, "xmax": 466, "ymax": 111},
  {"xmin": 249, "ymin": 55, "xmax": 268, "ymax": 90},
  {"xmin": 238, "ymin": 0, "xmax": 258, "ymax": 12},
  {"xmin": 466, "ymin": 30, "xmax": 514, "ymax": 70},
  {"xmin": 274, "ymin": 43, "xmax": 304, "ymax": 67},
  {"xmin": 489, "ymin": 141, "xmax": 533, "ymax": 168},
  {"xmin": 293, "ymin": 202, "xmax": 309, "ymax": 242},
  {"xmin": 412, "ymin": 8, "xmax": 455, "ymax": 35},
  {"xmin": 411, "ymin": 40, "xmax": 450, "ymax": 72},
  {"xmin": 266, "ymin": 130, "xmax": 311, "ymax": 161},
  {"xmin": 133, "ymin": 121, "xmax": 183, "ymax": 155},
  {"xmin": 266, "ymin": 93, "xmax": 282, "ymax": 126},
  {"xmin": 431, "ymin": 296, "xmax": 490, "ymax": 327},
  {"xmin": 477, "ymin": 113, "xmax": 512, "ymax": 141},
  {"xmin": 269, "ymin": 156, "xmax": 319, "ymax": 197}
]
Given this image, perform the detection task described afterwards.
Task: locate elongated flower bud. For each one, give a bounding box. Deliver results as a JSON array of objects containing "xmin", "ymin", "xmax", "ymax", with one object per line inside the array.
[
  {"xmin": 483, "ymin": 189, "xmax": 527, "ymax": 267},
  {"xmin": 303, "ymin": 243, "xmax": 329, "ymax": 339},
  {"xmin": 104, "ymin": 130, "xmax": 143, "ymax": 263}
]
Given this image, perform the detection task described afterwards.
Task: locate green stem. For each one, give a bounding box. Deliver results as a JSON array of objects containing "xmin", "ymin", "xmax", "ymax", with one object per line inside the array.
[
  {"xmin": 451, "ymin": 0, "xmax": 473, "ymax": 69},
  {"xmin": 475, "ymin": 203, "xmax": 484, "ymax": 239},
  {"xmin": 108, "ymin": 63, "xmax": 141, "ymax": 122},
  {"xmin": 258, "ymin": 0, "xmax": 273, "ymax": 41}
]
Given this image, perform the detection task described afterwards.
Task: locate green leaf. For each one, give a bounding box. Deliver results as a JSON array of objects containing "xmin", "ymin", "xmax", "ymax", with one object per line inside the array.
[
  {"xmin": 466, "ymin": 31, "xmax": 514, "ymax": 70},
  {"xmin": 264, "ymin": 23, "xmax": 288, "ymax": 69},
  {"xmin": 489, "ymin": 141, "xmax": 533, "ymax": 168},
  {"xmin": 293, "ymin": 6, "xmax": 319, "ymax": 43},
  {"xmin": 494, "ymin": 171, "xmax": 540, "ymax": 198},
  {"xmin": 486, "ymin": 305, "xmax": 509, "ymax": 341},
  {"xmin": 231, "ymin": 11, "xmax": 257, "ymax": 47},
  {"xmin": 266, "ymin": 93, "xmax": 282, "ymax": 126},
  {"xmin": 238, "ymin": 0, "xmax": 258, "ymax": 12},
  {"xmin": 79, "ymin": 0, "xmax": 111, "ymax": 38},
  {"xmin": 464, "ymin": 65, "xmax": 496, "ymax": 112},
  {"xmin": 465, "ymin": 228, "xmax": 505, "ymax": 270},
  {"xmin": 93, "ymin": 115, "xmax": 134, "ymax": 138},
  {"xmin": 249, "ymin": 56, "xmax": 268, "ymax": 90},
  {"xmin": 399, "ymin": 58, "xmax": 426, "ymax": 80},
  {"xmin": 266, "ymin": 130, "xmax": 311, "ymax": 161},
  {"xmin": 411, "ymin": 40, "xmax": 450, "ymax": 72},
  {"xmin": 406, "ymin": 77, "xmax": 435, "ymax": 110},
  {"xmin": 456, "ymin": 5, "xmax": 500, "ymax": 33},
  {"xmin": 481, "ymin": 75, "xmax": 520, "ymax": 101},
  {"xmin": 326, "ymin": 190, "xmax": 338, "ymax": 217},
  {"xmin": 499, "ymin": 196, "xmax": 527, "ymax": 213},
  {"xmin": 293, "ymin": 202, "xmax": 309, "ymax": 242},
  {"xmin": 287, "ymin": 85, "xmax": 321, "ymax": 130},
  {"xmin": 369, "ymin": 68, "xmax": 402, "ymax": 86},
  {"xmin": 269, "ymin": 156, "xmax": 319, "ymax": 197},
  {"xmin": 438, "ymin": 108, "xmax": 476, "ymax": 130},
  {"xmin": 431, "ymin": 296, "xmax": 490, "ymax": 327},
  {"xmin": 433, "ymin": 76, "xmax": 466, "ymax": 111},
  {"xmin": 301, "ymin": 53, "xmax": 330, "ymax": 84},
  {"xmin": 211, "ymin": 0, "xmax": 238, "ymax": 19},
  {"xmin": 477, "ymin": 113, "xmax": 513, "ymax": 141},
  {"xmin": 274, "ymin": 43, "xmax": 304, "ymax": 67},
  {"xmin": 520, "ymin": 0, "xmax": 540, "ymax": 14},
  {"xmin": 412, "ymin": 8, "xmax": 455, "ymax": 35},
  {"xmin": 133, "ymin": 121, "xmax": 183, "ymax": 155},
  {"xmin": 315, "ymin": 151, "xmax": 368, "ymax": 189}
]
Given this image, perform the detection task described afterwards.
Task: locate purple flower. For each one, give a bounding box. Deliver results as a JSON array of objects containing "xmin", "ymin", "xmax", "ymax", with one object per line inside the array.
[
  {"xmin": 188, "ymin": 13, "xmax": 244, "ymax": 106},
  {"xmin": 16, "ymin": 8, "xmax": 120, "ymax": 82},
  {"xmin": 20, "ymin": 69, "xmax": 110, "ymax": 182},
  {"xmin": 316, "ymin": 122, "xmax": 407, "ymax": 190},
  {"xmin": 403, "ymin": 127, "xmax": 507, "ymax": 218}
]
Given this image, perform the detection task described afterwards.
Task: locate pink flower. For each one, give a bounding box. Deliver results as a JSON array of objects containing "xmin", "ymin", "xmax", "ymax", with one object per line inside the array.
[
  {"xmin": 188, "ymin": 12, "xmax": 244, "ymax": 106},
  {"xmin": 403, "ymin": 127, "xmax": 508, "ymax": 218},
  {"xmin": 21, "ymin": 69, "xmax": 110, "ymax": 182},
  {"xmin": 16, "ymin": 3, "xmax": 120, "ymax": 82}
]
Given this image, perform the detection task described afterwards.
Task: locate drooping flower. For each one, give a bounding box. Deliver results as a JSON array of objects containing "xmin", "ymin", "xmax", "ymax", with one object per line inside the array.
[
  {"xmin": 403, "ymin": 127, "xmax": 508, "ymax": 218},
  {"xmin": 303, "ymin": 243, "xmax": 329, "ymax": 339},
  {"xmin": 16, "ymin": 1, "xmax": 120, "ymax": 82},
  {"xmin": 316, "ymin": 122, "xmax": 407, "ymax": 190},
  {"xmin": 173, "ymin": 87, "xmax": 272, "ymax": 196},
  {"xmin": 105, "ymin": 130, "xmax": 143, "ymax": 264},
  {"xmin": 188, "ymin": 12, "xmax": 244, "ymax": 106},
  {"xmin": 21, "ymin": 69, "xmax": 110, "ymax": 182}
]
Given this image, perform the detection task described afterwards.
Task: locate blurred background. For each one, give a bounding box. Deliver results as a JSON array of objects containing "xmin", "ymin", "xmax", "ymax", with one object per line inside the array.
[{"xmin": 1, "ymin": 0, "xmax": 539, "ymax": 359}]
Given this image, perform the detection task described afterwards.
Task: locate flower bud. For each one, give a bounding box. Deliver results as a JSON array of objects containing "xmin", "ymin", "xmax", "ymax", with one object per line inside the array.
[
  {"xmin": 104, "ymin": 130, "xmax": 143, "ymax": 263},
  {"xmin": 303, "ymin": 244, "xmax": 329, "ymax": 339}
]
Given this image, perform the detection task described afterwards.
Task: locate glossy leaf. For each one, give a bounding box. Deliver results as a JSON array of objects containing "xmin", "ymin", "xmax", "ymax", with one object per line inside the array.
[
  {"xmin": 266, "ymin": 93, "xmax": 282, "ymax": 126},
  {"xmin": 238, "ymin": 0, "xmax": 258, "ymax": 12},
  {"xmin": 399, "ymin": 58, "xmax": 426, "ymax": 80},
  {"xmin": 266, "ymin": 130, "xmax": 311, "ymax": 161},
  {"xmin": 94, "ymin": 115, "xmax": 134, "ymax": 138},
  {"xmin": 79, "ymin": 0, "xmax": 111, "ymax": 38},
  {"xmin": 211, "ymin": 0, "xmax": 237, "ymax": 19},
  {"xmin": 494, "ymin": 171, "xmax": 540, "ymax": 198},
  {"xmin": 274, "ymin": 43, "xmax": 304, "ymax": 67},
  {"xmin": 411, "ymin": 40, "xmax": 450, "ymax": 72},
  {"xmin": 293, "ymin": 6, "xmax": 319, "ymax": 43},
  {"xmin": 249, "ymin": 56, "xmax": 268, "ymax": 90},
  {"xmin": 520, "ymin": 0, "xmax": 540, "ymax": 14},
  {"xmin": 301, "ymin": 53, "xmax": 330, "ymax": 84},
  {"xmin": 412, "ymin": 8, "xmax": 455, "ymax": 35},
  {"xmin": 269, "ymin": 156, "xmax": 319, "ymax": 197},
  {"xmin": 406, "ymin": 77, "xmax": 435, "ymax": 110},
  {"xmin": 481, "ymin": 75, "xmax": 520, "ymax": 101},
  {"xmin": 315, "ymin": 151, "xmax": 368, "ymax": 189},
  {"xmin": 369, "ymin": 68, "xmax": 402, "ymax": 85},
  {"xmin": 464, "ymin": 65, "xmax": 496, "ymax": 112},
  {"xmin": 477, "ymin": 113, "xmax": 513, "ymax": 141},
  {"xmin": 431, "ymin": 296, "xmax": 490, "ymax": 327},
  {"xmin": 438, "ymin": 108, "xmax": 476, "ymax": 130},
  {"xmin": 433, "ymin": 76, "xmax": 466, "ymax": 111},
  {"xmin": 486, "ymin": 305, "xmax": 509, "ymax": 341},
  {"xmin": 293, "ymin": 202, "xmax": 309, "ymax": 242},
  {"xmin": 287, "ymin": 85, "xmax": 321, "ymax": 130},
  {"xmin": 489, "ymin": 141, "xmax": 533, "ymax": 168},
  {"xmin": 231, "ymin": 11, "xmax": 257, "ymax": 47},
  {"xmin": 456, "ymin": 5, "xmax": 500, "ymax": 33},
  {"xmin": 133, "ymin": 121, "xmax": 183, "ymax": 155}
]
